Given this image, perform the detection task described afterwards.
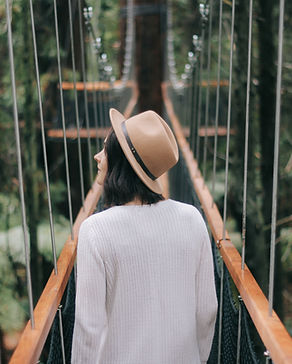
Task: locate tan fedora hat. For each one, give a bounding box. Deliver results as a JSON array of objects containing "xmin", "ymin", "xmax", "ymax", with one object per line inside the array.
[{"xmin": 109, "ymin": 108, "xmax": 179, "ymax": 194}]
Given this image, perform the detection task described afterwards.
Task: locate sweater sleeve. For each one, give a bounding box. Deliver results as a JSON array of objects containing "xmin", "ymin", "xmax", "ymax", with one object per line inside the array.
[
  {"xmin": 71, "ymin": 220, "xmax": 107, "ymax": 364},
  {"xmin": 195, "ymin": 213, "xmax": 218, "ymax": 363}
]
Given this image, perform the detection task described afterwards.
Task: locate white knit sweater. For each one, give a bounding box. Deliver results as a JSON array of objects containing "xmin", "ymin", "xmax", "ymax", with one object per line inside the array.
[{"xmin": 71, "ymin": 199, "xmax": 217, "ymax": 364}]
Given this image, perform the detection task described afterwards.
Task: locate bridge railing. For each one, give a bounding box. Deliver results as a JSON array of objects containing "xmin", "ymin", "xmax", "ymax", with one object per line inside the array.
[
  {"xmin": 163, "ymin": 82, "xmax": 292, "ymax": 364},
  {"xmin": 8, "ymin": 84, "xmax": 138, "ymax": 364}
]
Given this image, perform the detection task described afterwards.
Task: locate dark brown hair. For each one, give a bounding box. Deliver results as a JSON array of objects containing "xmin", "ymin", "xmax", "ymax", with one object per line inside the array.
[{"xmin": 103, "ymin": 128, "xmax": 164, "ymax": 207}]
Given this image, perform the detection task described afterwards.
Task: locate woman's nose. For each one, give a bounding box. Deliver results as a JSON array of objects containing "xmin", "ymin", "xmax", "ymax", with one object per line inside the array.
[
  {"xmin": 94, "ymin": 150, "xmax": 103, "ymax": 162},
  {"xmin": 94, "ymin": 153, "xmax": 100, "ymax": 163}
]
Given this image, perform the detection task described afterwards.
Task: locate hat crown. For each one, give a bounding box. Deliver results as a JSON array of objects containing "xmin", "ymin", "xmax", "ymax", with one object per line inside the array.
[
  {"xmin": 125, "ymin": 111, "xmax": 178, "ymax": 178},
  {"xmin": 109, "ymin": 108, "xmax": 179, "ymax": 194}
]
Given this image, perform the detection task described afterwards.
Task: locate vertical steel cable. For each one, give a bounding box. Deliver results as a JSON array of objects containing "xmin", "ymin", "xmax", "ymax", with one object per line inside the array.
[
  {"xmin": 53, "ymin": 0, "xmax": 74, "ymax": 240},
  {"xmin": 217, "ymin": 257, "xmax": 224, "ymax": 364},
  {"xmin": 28, "ymin": 0, "xmax": 57, "ymax": 273},
  {"xmin": 195, "ymin": 29, "xmax": 205, "ymax": 164},
  {"xmin": 97, "ymin": 81, "xmax": 104, "ymax": 133},
  {"xmin": 68, "ymin": 0, "xmax": 85, "ymax": 206},
  {"xmin": 211, "ymin": 0, "xmax": 223, "ymax": 205},
  {"xmin": 78, "ymin": 0, "xmax": 93, "ymax": 184},
  {"xmin": 222, "ymin": 0, "xmax": 235, "ymax": 240},
  {"xmin": 203, "ymin": 0, "xmax": 213, "ymax": 184},
  {"xmin": 241, "ymin": 0, "xmax": 253, "ymax": 270},
  {"xmin": 236, "ymin": 296, "xmax": 242, "ymax": 364},
  {"xmin": 58, "ymin": 305, "xmax": 66, "ymax": 364},
  {"xmin": 191, "ymin": 65, "xmax": 199, "ymax": 153},
  {"xmin": 268, "ymin": 0, "xmax": 285, "ymax": 316},
  {"xmin": 219, "ymin": 1, "xmax": 235, "ymax": 360},
  {"xmin": 5, "ymin": 0, "xmax": 35, "ymax": 328},
  {"xmin": 121, "ymin": 0, "xmax": 134, "ymax": 85},
  {"xmin": 91, "ymin": 51, "xmax": 100, "ymax": 151},
  {"xmin": 53, "ymin": 1, "xmax": 73, "ymax": 356}
]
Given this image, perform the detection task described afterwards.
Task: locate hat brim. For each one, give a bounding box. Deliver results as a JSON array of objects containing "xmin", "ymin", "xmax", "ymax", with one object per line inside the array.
[{"xmin": 109, "ymin": 108, "xmax": 163, "ymax": 194}]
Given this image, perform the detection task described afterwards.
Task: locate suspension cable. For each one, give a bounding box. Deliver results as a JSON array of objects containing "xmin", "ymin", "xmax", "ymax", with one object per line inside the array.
[
  {"xmin": 68, "ymin": 0, "xmax": 85, "ymax": 206},
  {"xmin": 91, "ymin": 42, "xmax": 101, "ymax": 151},
  {"xmin": 268, "ymin": 0, "xmax": 285, "ymax": 316},
  {"xmin": 203, "ymin": 0, "xmax": 214, "ymax": 184},
  {"xmin": 195, "ymin": 25, "xmax": 205, "ymax": 164},
  {"xmin": 222, "ymin": 0, "xmax": 235, "ymax": 240},
  {"xmin": 217, "ymin": 257, "xmax": 224, "ymax": 364},
  {"xmin": 211, "ymin": 0, "xmax": 223, "ymax": 206},
  {"xmin": 53, "ymin": 0, "xmax": 74, "ymax": 240},
  {"xmin": 236, "ymin": 296, "xmax": 243, "ymax": 363},
  {"xmin": 83, "ymin": 7, "xmax": 102, "ymax": 151},
  {"xmin": 241, "ymin": 0, "xmax": 253, "ymax": 270},
  {"xmin": 78, "ymin": 0, "xmax": 93, "ymax": 184},
  {"xmin": 121, "ymin": 0, "xmax": 134, "ymax": 85},
  {"xmin": 5, "ymin": 0, "xmax": 35, "ymax": 328},
  {"xmin": 29, "ymin": 0, "xmax": 57, "ymax": 273},
  {"xmin": 219, "ymin": 1, "xmax": 235, "ymax": 361},
  {"xmin": 58, "ymin": 305, "xmax": 66, "ymax": 364}
]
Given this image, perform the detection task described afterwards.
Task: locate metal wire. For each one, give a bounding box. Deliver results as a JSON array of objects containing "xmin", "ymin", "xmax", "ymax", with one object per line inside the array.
[
  {"xmin": 211, "ymin": 0, "xmax": 223, "ymax": 206},
  {"xmin": 58, "ymin": 305, "xmax": 66, "ymax": 364},
  {"xmin": 5, "ymin": 0, "xmax": 35, "ymax": 328},
  {"xmin": 268, "ymin": 0, "xmax": 285, "ymax": 316},
  {"xmin": 241, "ymin": 0, "xmax": 253, "ymax": 270},
  {"xmin": 191, "ymin": 66, "xmax": 199, "ymax": 153},
  {"xmin": 68, "ymin": 0, "xmax": 85, "ymax": 206},
  {"xmin": 53, "ymin": 0, "xmax": 74, "ymax": 240},
  {"xmin": 218, "ymin": 256, "xmax": 224, "ymax": 364},
  {"xmin": 203, "ymin": 0, "xmax": 213, "ymax": 184},
  {"xmin": 29, "ymin": 0, "xmax": 57, "ymax": 273},
  {"xmin": 195, "ymin": 27, "xmax": 205, "ymax": 164},
  {"xmin": 222, "ymin": 0, "xmax": 235, "ymax": 240},
  {"xmin": 236, "ymin": 296, "xmax": 242, "ymax": 363},
  {"xmin": 90, "ymin": 51, "xmax": 100, "ymax": 151},
  {"xmin": 121, "ymin": 0, "xmax": 134, "ymax": 84},
  {"xmin": 78, "ymin": 0, "xmax": 93, "ymax": 184}
]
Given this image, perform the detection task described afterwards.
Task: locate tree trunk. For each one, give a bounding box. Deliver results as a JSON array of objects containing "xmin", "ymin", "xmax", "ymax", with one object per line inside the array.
[{"xmin": 134, "ymin": 0, "xmax": 166, "ymax": 113}]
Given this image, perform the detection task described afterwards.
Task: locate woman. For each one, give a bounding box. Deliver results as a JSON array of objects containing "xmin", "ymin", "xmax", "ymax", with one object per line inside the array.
[{"xmin": 71, "ymin": 109, "xmax": 217, "ymax": 364}]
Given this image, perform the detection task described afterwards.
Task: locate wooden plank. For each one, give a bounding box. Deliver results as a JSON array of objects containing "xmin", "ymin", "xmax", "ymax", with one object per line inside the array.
[
  {"xmin": 183, "ymin": 126, "xmax": 235, "ymax": 137},
  {"xmin": 162, "ymin": 82, "xmax": 292, "ymax": 364},
  {"xmin": 47, "ymin": 127, "xmax": 110, "ymax": 139},
  {"xmin": 167, "ymin": 80, "xmax": 229, "ymax": 88},
  {"xmin": 9, "ymin": 85, "xmax": 139, "ymax": 364},
  {"xmin": 61, "ymin": 80, "xmax": 135, "ymax": 91},
  {"xmin": 47, "ymin": 126, "xmax": 232, "ymax": 140}
]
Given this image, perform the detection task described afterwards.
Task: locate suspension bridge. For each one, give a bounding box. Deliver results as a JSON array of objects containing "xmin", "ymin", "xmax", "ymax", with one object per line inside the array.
[{"xmin": 1, "ymin": 0, "xmax": 292, "ymax": 363}]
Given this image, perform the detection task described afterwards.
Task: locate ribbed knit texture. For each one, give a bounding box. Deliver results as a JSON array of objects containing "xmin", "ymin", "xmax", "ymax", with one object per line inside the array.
[{"xmin": 71, "ymin": 199, "xmax": 217, "ymax": 364}]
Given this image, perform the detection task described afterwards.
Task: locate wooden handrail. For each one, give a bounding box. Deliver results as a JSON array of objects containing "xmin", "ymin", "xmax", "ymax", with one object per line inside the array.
[
  {"xmin": 9, "ymin": 83, "xmax": 139, "ymax": 364},
  {"xmin": 9, "ymin": 179, "xmax": 103, "ymax": 364},
  {"xmin": 162, "ymin": 82, "xmax": 292, "ymax": 364}
]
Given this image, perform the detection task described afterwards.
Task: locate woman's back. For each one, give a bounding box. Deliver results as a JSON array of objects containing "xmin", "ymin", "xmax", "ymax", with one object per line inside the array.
[{"xmin": 72, "ymin": 199, "xmax": 217, "ymax": 364}]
